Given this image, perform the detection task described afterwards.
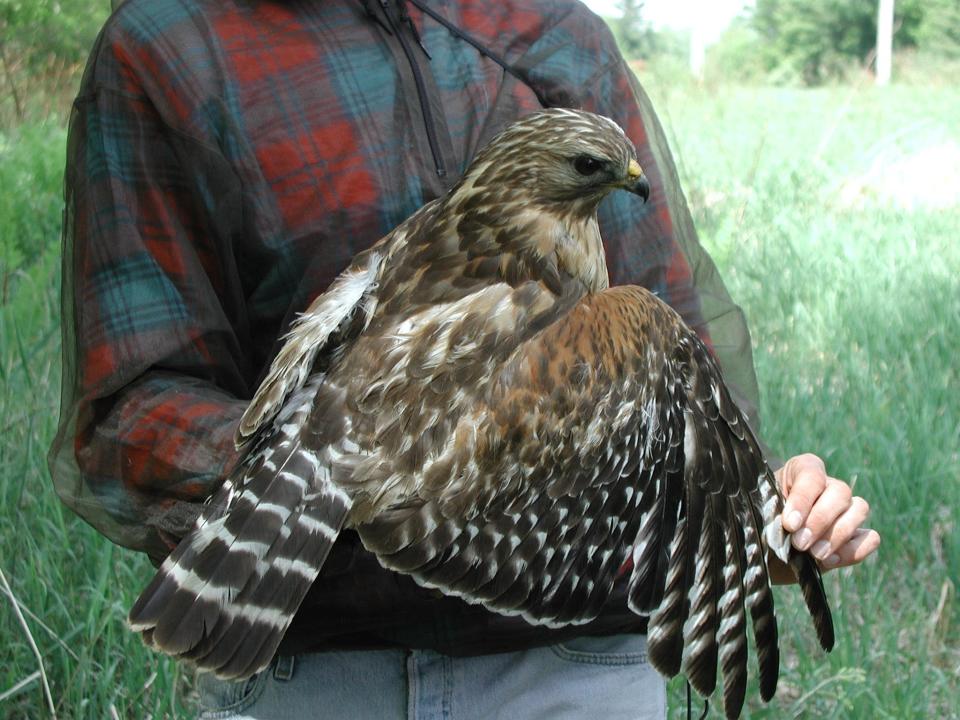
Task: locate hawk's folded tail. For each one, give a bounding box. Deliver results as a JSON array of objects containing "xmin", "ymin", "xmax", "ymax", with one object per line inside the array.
[{"xmin": 128, "ymin": 383, "xmax": 352, "ymax": 679}]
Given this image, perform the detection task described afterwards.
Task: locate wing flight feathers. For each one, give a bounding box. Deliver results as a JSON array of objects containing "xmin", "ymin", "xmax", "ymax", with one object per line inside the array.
[
  {"xmin": 129, "ymin": 377, "xmax": 352, "ymax": 678},
  {"xmin": 235, "ymin": 249, "xmax": 383, "ymax": 447},
  {"xmin": 357, "ymin": 286, "xmax": 832, "ymax": 715}
]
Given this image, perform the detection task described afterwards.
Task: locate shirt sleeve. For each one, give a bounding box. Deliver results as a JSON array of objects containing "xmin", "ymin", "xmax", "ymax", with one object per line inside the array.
[
  {"xmin": 49, "ymin": 31, "xmax": 255, "ymax": 563},
  {"xmin": 581, "ymin": 48, "xmax": 765, "ymax": 440}
]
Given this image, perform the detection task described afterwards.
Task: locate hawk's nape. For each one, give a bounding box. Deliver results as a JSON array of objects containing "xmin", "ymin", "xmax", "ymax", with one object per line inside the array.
[{"xmin": 127, "ymin": 108, "xmax": 833, "ymax": 718}]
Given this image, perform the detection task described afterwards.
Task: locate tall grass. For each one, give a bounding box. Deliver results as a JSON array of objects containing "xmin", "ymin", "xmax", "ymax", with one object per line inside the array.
[
  {"xmin": 1, "ymin": 81, "xmax": 958, "ymax": 718},
  {"xmin": 0, "ymin": 124, "xmax": 186, "ymax": 717},
  {"xmin": 643, "ymin": 77, "xmax": 960, "ymax": 718}
]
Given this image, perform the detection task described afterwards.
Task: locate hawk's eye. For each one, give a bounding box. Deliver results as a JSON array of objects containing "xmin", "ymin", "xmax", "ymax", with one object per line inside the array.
[{"xmin": 573, "ymin": 155, "xmax": 603, "ymax": 176}]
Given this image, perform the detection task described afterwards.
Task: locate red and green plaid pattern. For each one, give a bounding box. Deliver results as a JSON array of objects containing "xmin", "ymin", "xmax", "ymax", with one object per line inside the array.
[{"xmin": 51, "ymin": 0, "xmax": 761, "ymax": 652}]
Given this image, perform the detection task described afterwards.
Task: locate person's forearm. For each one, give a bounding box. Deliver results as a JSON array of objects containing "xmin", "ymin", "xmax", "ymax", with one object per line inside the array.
[{"xmin": 52, "ymin": 370, "xmax": 246, "ymax": 562}]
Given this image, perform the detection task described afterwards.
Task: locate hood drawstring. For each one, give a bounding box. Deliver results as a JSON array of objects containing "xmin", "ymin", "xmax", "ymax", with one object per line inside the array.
[
  {"xmin": 354, "ymin": 0, "xmax": 567, "ymax": 177},
  {"xmin": 395, "ymin": 0, "xmax": 432, "ymax": 59},
  {"xmin": 358, "ymin": 0, "xmax": 392, "ymax": 34},
  {"xmin": 358, "ymin": 0, "xmax": 553, "ymax": 108},
  {"xmin": 358, "ymin": 0, "xmax": 431, "ymax": 58},
  {"xmin": 685, "ymin": 681, "xmax": 710, "ymax": 720},
  {"xmin": 358, "ymin": 0, "xmax": 447, "ymax": 177},
  {"xmin": 405, "ymin": 0, "xmax": 553, "ymax": 108}
]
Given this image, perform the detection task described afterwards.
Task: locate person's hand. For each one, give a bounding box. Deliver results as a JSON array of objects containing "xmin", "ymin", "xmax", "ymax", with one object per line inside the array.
[{"xmin": 768, "ymin": 453, "xmax": 880, "ymax": 584}]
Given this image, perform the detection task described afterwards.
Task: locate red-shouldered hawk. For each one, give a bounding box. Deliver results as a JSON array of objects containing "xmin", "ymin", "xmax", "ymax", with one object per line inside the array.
[{"xmin": 129, "ymin": 108, "xmax": 833, "ymax": 719}]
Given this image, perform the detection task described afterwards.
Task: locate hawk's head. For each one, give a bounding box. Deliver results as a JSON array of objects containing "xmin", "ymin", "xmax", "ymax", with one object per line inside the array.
[
  {"xmin": 441, "ymin": 109, "xmax": 650, "ymax": 293},
  {"xmin": 460, "ymin": 108, "xmax": 650, "ymax": 215}
]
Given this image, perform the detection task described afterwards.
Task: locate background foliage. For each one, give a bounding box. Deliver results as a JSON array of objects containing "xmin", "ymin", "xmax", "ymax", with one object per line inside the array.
[
  {"xmin": 1, "ymin": 0, "xmax": 958, "ymax": 717},
  {"xmin": 0, "ymin": 0, "xmax": 109, "ymax": 124},
  {"xmin": 0, "ymin": 0, "xmax": 106, "ymax": 67},
  {"xmin": 612, "ymin": 0, "xmax": 960, "ymax": 84}
]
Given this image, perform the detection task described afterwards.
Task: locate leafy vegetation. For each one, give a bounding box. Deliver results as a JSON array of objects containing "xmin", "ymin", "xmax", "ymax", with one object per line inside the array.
[
  {"xmin": 609, "ymin": 0, "xmax": 689, "ymax": 62},
  {"xmin": 0, "ymin": 0, "xmax": 107, "ymax": 67},
  {"xmin": 0, "ymin": 123, "xmax": 188, "ymax": 717},
  {"xmin": 611, "ymin": 0, "xmax": 960, "ymax": 85},
  {"xmin": 0, "ymin": 124, "xmax": 67, "ymax": 303},
  {"xmin": 0, "ymin": 0, "xmax": 109, "ymax": 124},
  {"xmin": 749, "ymin": 0, "xmax": 925, "ymax": 84}
]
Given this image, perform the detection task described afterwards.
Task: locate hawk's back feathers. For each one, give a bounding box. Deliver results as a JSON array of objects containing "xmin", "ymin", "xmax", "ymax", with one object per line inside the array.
[{"xmin": 129, "ymin": 109, "xmax": 832, "ymax": 718}]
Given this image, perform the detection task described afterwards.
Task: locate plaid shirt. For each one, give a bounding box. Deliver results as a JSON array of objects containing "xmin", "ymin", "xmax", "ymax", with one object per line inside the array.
[{"xmin": 51, "ymin": 0, "xmax": 762, "ymax": 654}]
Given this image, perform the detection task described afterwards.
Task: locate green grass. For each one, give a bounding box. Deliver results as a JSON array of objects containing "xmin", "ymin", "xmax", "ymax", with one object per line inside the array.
[
  {"xmin": 0, "ymin": 123, "xmax": 187, "ymax": 717},
  {"xmin": 1, "ymin": 81, "xmax": 958, "ymax": 718},
  {"xmin": 640, "ymin": 77, "xmax": 960, "ymax": 718}
]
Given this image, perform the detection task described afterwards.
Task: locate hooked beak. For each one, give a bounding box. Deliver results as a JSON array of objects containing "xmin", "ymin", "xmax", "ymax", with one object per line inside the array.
[{"xmin": 625, "ymin": 158, "xmax": 650, "ymax": 202}]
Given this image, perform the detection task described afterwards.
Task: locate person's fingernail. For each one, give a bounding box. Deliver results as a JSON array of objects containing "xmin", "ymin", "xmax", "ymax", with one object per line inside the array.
[
  {"xmin": 811, "ymin": 540, "xmax": 831, "ymax": 560},
  {"xmin": 824, "ymin": 554, "xmax": 840, "ymax": 567},
  {"xmin": 793, "ymin": 527, "xmax": 813, "ymax": 550},
  {"xmin": 785, "ymin": 510, "xmax": 803, "ymax": 531}
]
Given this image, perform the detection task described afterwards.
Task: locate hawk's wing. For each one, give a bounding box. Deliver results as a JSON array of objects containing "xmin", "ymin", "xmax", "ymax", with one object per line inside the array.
[
  {"xmin": 128, "ymin": 374, "xmax": 355, "ymax": 679},
  {"xmin": 126, "ymin": 226, "xmax": 414, "ymax": 678},
  {"xmin": 357, "ymin": 285, "xmax": 833, "ymax": 720},
  {"xmin": 233, "ymin": 248, "xmax": 384, "ymax": 447}
]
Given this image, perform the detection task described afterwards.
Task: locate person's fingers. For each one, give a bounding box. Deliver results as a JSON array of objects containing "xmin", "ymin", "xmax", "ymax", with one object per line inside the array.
[
  {"xmin": 792, "ymin": 477, "xmax": 853, "ymax": 550},
  {"xmin": 779, "ymin": 454, "xmax": 827, "ymax": 533},
  {"xmin": 807, "ymin": 496, "xmax": 870, "ymax": 562},
  {"xmin": 820, "ymin": 527, "xmax": 881, "ymax": 569},
  {"xmin": 774, "ymin": 453, "xmax": 881, "ymax": 574}
]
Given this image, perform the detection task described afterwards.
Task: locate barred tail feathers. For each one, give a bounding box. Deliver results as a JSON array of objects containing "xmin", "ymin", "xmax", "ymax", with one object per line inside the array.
[
  {"xmin": 128, "ymin": 438, "xmax": 351, "ymax": 678},
  {"xmin": 188, "ymin": 487, "xmax": 350, "ymax": 679},
  {"xmin": 716, "ymin": 505, "xmax": 749, "ymax": 719},
  {"xmin": 741, "ymin": 497, "xmax": 780, "ymax": 702},
  {"xmin": 681, "ymin": 496, "xmax": 723, "ymax": 699},
  {"xmin": 788, "ymin": 549, "xmax": 835, "ymax": 653}
]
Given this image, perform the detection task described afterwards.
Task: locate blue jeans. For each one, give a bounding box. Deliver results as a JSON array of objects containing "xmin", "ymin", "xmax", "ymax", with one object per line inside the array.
[{"xmin": 196, "ymin": 634, "xmax": 666, "ymax": 719}]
